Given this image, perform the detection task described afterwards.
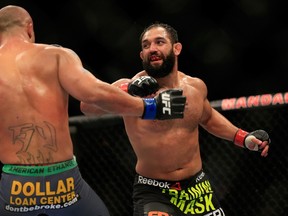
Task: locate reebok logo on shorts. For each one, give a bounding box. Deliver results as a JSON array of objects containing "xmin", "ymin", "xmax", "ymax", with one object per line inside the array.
[{"xmin": 138, "ymin": 175, "xmax": 170, "ymax": 189}]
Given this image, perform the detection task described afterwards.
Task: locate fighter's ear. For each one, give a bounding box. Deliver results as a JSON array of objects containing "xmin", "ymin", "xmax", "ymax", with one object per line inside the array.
[
  {"xmin": 174, "ymin": 42, "xmax": 182, "ymax": 55},
  {"xmin": 27, "ymin": 22, "xmax": 35, "ymax": 42}
]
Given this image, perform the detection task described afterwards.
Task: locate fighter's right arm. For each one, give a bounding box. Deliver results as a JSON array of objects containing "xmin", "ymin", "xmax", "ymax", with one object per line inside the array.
[
  {"xmin": 48, "ymin": 47, "xmax": 143, "ymax": 117},
  {"xmin": 80, "ymin": 88, "xmax": 186, "ymax": 120},
  {"xmin": 80, "ymin": 78, "xmax": 132, "ymax": 116},
  {"xmin": 55, "ymin": 47, "xmax": 186, "ymax": 120}
]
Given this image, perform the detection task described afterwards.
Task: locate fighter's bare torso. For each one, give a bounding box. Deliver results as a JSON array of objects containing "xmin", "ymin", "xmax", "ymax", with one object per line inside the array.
[
  {"xmin": 122, "ymin": 71, "xmax": 211, "ymax": 181},
  {"xmin": 0, "ymin": 40, "xmax": 73, "ymax": 164}
]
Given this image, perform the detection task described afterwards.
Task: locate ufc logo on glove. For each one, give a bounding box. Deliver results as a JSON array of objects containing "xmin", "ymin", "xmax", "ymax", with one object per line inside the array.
[
  {"xmin": 142, "ymin": 89, "xmax": 186, "ymax": 120},
  {"xmin": 160, "ymin": 92, "xmax": 171, "ymax": 115},
  {"xmin": 134, "ymin": 76, "xmax": 151, "ymax": 85}
]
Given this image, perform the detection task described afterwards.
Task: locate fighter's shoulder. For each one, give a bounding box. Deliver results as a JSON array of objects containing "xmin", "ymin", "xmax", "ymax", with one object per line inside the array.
[
  {"xmin": 36, "ymin": 43, "xmax": 82, "ymax": 65},
  {"xmin": 180, "ymin": 72, "xmax": 208, "ymax": 99},
  {"xmin": 180, "ymin": 72, "xmax": 206, "ymax": 88},
  {"xmin": 34, "ymin": 43, "xmax": 78, "ymax": 56}
]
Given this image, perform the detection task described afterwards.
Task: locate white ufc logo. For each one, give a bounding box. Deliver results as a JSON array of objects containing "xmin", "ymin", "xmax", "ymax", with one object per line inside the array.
[
  {"xmin": 134, "ymin": 76, "xmax": 149, "ymax": 85},
  {"xmin": 161, "ymin": 92, "xmax": 171, "ymax": 115}
]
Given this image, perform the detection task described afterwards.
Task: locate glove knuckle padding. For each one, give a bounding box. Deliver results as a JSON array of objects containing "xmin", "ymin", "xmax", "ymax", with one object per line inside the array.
[
  {"xmin": 141, "ymin": 88, "xmax": 186, "ymax": 120},
  {"xmin": 249, "ymin": 130, "xmax": 270, "ymax": 141},
  {"xmin": 156, "ymin": 89, "xmax": 186, "ymax": 119},
  {"xmin": 171, "ymin": 96, "xmax": 186, "ymax": 113},
  {"xmin": 128, "ymin": 76, "xmax": 159, "ymax": 97},
  {"xmin": 245, "ymin": 129, "xmax": 271, "ymax": 152}
]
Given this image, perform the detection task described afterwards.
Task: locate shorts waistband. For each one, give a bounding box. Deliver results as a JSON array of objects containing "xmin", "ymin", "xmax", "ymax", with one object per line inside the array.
[
  {"xmin": 2, "ymin": 156, "xmax": 78, "ymax": 177},
  {"xmin": 135, "ymin": 169, "xmax": 205, "ymax": 189}
]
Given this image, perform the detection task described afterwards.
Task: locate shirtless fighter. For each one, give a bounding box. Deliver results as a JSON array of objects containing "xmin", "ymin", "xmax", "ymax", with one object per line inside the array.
[
  {"xmin": 81, "ymin": 22, "xmax": 271, "ymax": 215},
  {"xmin": 0, "ymin": 7, "xmax": 186, "ymax": 216}
]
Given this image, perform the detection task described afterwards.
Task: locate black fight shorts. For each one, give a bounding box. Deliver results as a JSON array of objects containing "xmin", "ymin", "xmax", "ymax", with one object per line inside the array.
[
  {"xmin": 133, "ymin": 169, "xmax": 225, "ymax": 216},
  {"xmin": 0, "ymin": 157, "xmax": 110, "ymax": 216}
]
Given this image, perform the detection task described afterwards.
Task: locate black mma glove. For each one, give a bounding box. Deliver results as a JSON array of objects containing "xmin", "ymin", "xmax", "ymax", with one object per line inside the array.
[
  {"xmin": 142, "ymin": 89, "xmax": 186, "ymax": 120},
  {"xmin": 120, "ymin": 76, "xmax": 159, "ymax": 97},
  {"xmin": 234, "ymin": 129, "xmax": 271, "ymax": 152}
]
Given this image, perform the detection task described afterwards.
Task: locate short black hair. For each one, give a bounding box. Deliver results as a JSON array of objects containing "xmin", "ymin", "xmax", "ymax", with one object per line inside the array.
[{"xmin": 139, "ymin": 22, "xmax": 179, "ymax": 45}]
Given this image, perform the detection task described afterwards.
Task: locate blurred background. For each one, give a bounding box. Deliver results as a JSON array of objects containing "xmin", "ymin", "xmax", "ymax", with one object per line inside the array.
[{"xmin": 1, "ymin": 0, "xmax": 287, "ymax": 115}]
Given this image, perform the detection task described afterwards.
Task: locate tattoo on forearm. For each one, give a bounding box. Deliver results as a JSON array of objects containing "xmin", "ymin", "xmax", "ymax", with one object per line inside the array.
[{"xmin": 9, "ymin": 121, "xmax": 57, "ymax": 164}]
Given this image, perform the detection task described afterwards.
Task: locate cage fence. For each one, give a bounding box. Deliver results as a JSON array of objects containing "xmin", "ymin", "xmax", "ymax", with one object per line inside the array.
[{"xmin": 68, "ymin": 91, "xmax": 288, "ymax": 216}]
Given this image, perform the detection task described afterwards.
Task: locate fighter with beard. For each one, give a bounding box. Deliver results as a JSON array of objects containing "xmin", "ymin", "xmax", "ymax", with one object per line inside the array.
[{"xmin": 80, "ymin": 22, "xmax": 271, "ymax": 216}]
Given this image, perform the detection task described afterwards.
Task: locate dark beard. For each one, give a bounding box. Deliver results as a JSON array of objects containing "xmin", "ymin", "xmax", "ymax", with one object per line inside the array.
[{"xmin": 142, "ymin": 51, "xmax": 175, "ymax": 78}]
